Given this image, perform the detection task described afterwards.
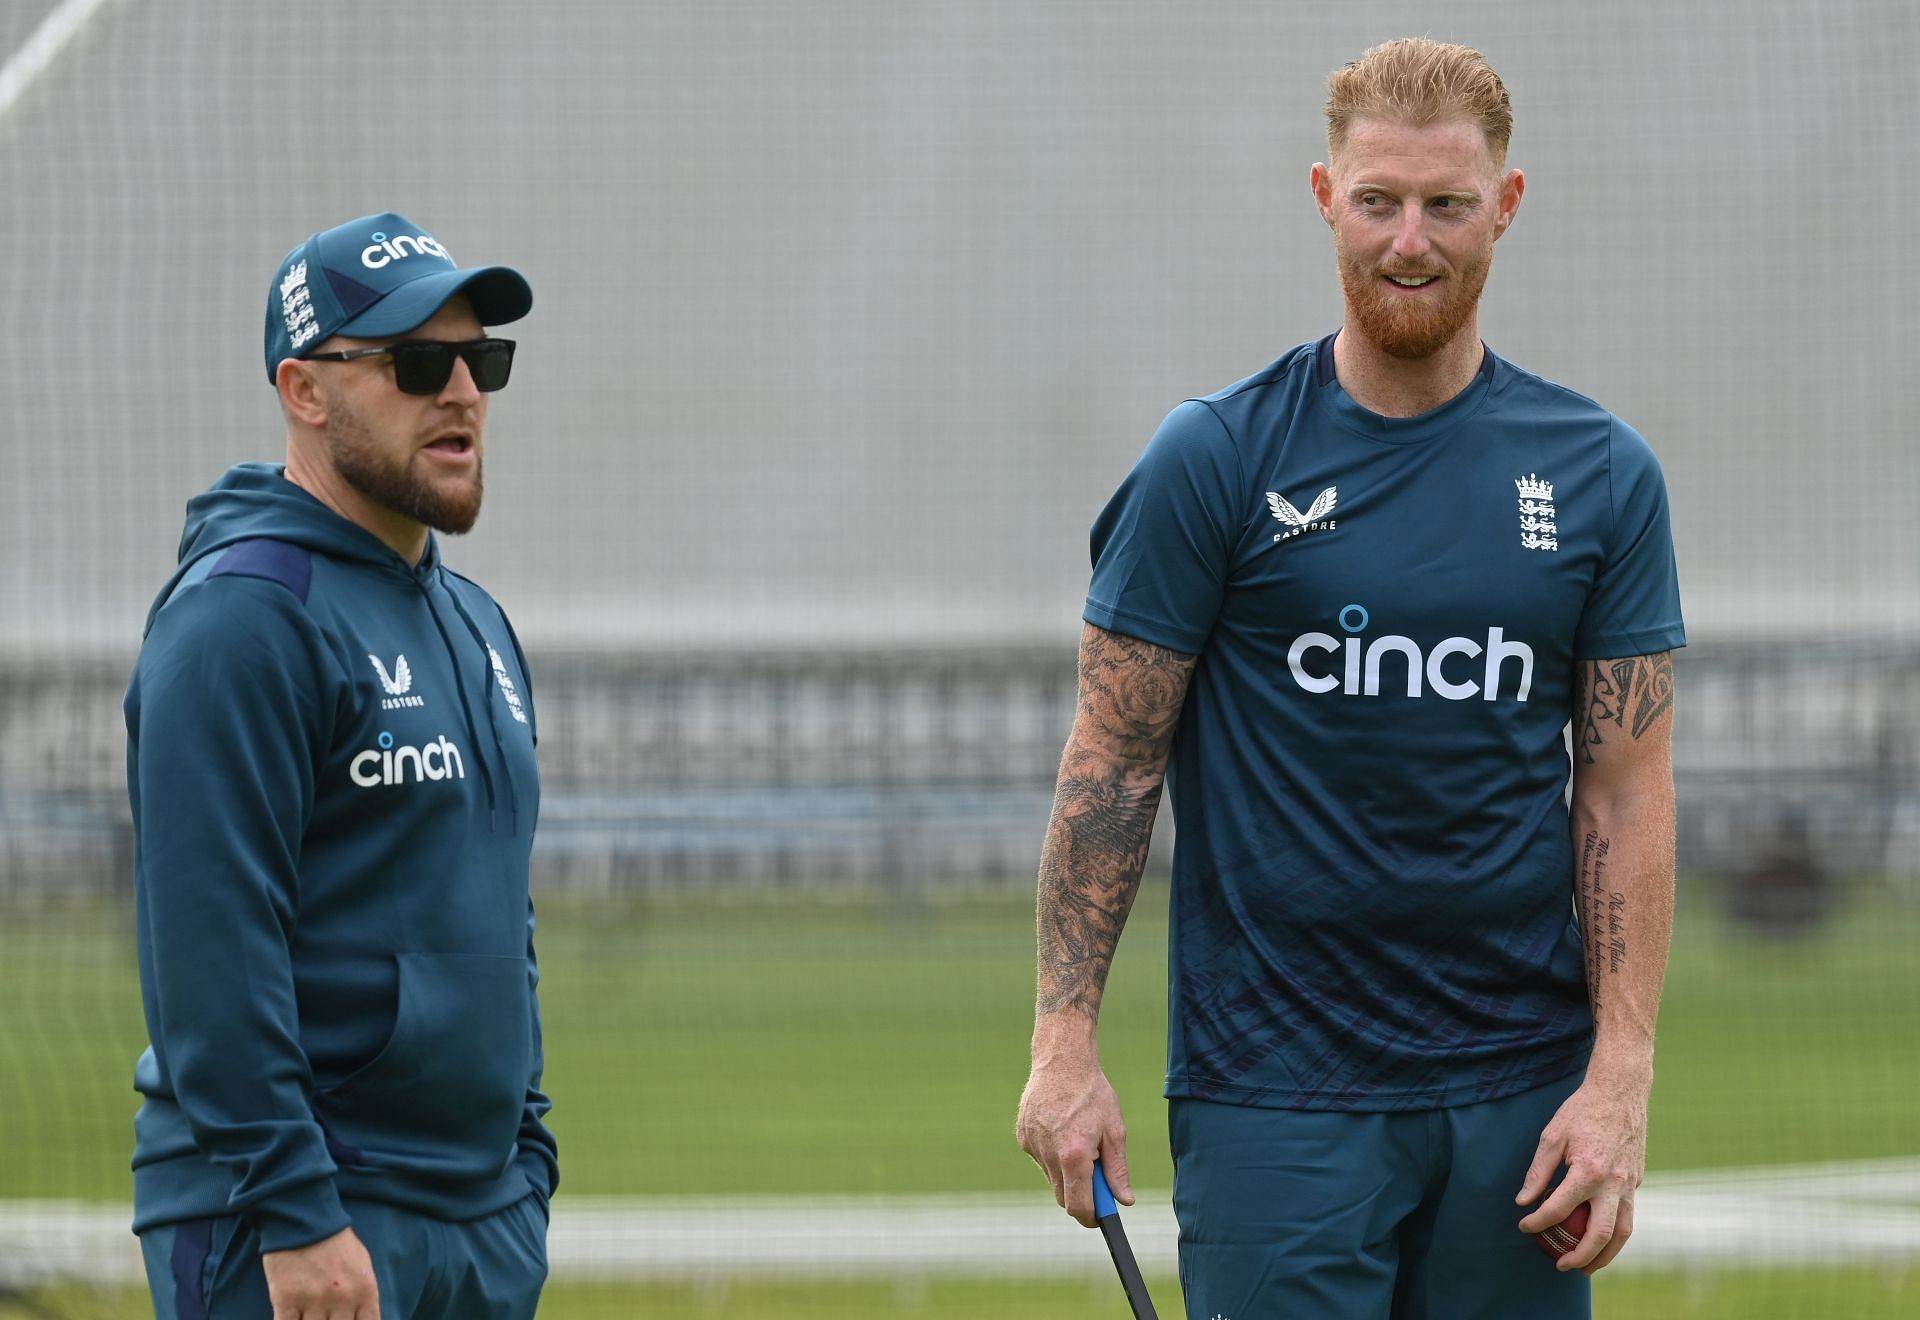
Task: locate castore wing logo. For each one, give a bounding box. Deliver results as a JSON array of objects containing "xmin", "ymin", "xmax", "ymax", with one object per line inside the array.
[
  {"xmin": 1267, "ymin": 486, "xmax": 1338, "ymax": 542},
  {"xmin": 369, "ymin": 654, "xmax": 425, "ymax": 710}
]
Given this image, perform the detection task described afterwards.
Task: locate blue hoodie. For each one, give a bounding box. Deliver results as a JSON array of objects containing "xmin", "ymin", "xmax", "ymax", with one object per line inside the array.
[{"xmin": 125, "ymin": 463, "xmax": 556, "ymax": 1252}]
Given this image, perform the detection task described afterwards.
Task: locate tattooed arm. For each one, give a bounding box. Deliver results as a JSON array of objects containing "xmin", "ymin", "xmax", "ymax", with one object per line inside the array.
[
  {"xmin": 1015, "ymin": 622, "xmax": 1196, "ymax": 1227},
  {"xmin": 1517, "ymin": 651, "xmax": 1677, "ymax": 1274},
  {"xmin": 1569, "ymin": 652, "xmax": 1678, "ymax": 1044}
]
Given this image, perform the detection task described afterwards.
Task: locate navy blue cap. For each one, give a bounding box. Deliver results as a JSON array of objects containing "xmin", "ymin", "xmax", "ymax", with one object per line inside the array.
[{"xmin": 264, "ymin": 212, "xmax": 532, "ymax": 382}]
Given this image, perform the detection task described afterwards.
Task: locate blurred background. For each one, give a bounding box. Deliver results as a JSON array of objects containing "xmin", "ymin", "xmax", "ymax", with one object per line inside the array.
[{"xmin": 2, "ymin": 1, "xmax": 1915, "ymax": 1316}]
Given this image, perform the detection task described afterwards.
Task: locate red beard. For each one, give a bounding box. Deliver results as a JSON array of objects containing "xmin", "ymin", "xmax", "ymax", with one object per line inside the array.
[{"xmin": 1335, "ymin": 237, "xmax": 1493, "ymax": 361}]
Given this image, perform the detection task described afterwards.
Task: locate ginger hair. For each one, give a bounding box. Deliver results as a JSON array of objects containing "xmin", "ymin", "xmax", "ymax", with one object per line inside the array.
[{"xmin": 1325, "ymin": 39, "xmax": 1513, "ymax": 165}]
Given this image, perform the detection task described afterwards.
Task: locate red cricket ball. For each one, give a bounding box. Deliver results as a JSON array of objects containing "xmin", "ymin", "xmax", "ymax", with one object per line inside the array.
[{"xmin": 1534, "ymin": 1201, "xmax": 1591, "ymax": 1259}]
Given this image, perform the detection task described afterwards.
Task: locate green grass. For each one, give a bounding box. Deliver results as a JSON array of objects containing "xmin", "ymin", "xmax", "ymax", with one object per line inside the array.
[
  {"xmin": 1647, "ymin": 894, "xmax": 1920, "ymax": 1170},
  {"xmin": 8, "ymin": 884, "xmax": 1913, "ymax": 1200},
  {"xmin": 2, "ymin": 882, "xmax": 1916, "ymax": 1318},
  {"xmin": 535, "ymin": 891, "xmax": 1104, "ymax": 1195},
  {"xmin": 7, "ymin": 1268, "xmax": 1917, "ymax": 1319},
  {"xmin": 538, "ymin": 885, "xmax": 1920, "ymax": 1195}
]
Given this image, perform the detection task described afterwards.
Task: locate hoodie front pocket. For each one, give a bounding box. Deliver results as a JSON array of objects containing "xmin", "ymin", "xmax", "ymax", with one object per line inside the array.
[{"xmin": 314, "ymin": 951, "xmax": 531, "ymax": 1180}]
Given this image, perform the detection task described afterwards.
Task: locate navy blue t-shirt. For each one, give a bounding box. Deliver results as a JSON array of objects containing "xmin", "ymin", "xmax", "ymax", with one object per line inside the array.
[{"xmin": 1086, "ymin": 336, "xmax": 1685, "ymax": 1112}]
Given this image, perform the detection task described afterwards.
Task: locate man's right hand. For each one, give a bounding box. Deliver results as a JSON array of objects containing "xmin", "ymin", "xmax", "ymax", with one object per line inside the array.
[
  {"xmin": 262, "ymin": 1225, "xmax": 380, "ymax": 1320},
  {"xmin": 1016, "ymin": 1048, "xmax": 1134, "ymax": 1228}
]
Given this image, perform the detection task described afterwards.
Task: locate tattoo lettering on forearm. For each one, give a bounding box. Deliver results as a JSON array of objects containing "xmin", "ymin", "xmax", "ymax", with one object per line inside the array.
[
  {"xmin": 1573, "ymin": 654, "xmax": 1672, "ymax": 764},
  {"xmin": 1608, "ymin": 891, "xmax": 1629, "ymax": 974},
  {"xmin": 1577, "ymin": 829, "xmax": 1628, "ymax": 1012},
  {"xmin": 1034, "ymin": 629, "xmax": 1195, "ymax": 1019}
]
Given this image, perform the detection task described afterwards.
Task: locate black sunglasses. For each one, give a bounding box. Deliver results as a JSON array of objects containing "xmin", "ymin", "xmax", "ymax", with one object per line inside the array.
[{"xmin": 305, "ymin": 337, "xmax": 516, "ymax": 395}]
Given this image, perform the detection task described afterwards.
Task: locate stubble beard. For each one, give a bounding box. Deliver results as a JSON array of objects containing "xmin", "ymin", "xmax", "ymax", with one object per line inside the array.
[
  {"xmin": 1337, "ymin": 235, "xmax": 1493, "ymax": 361},
  {"xmin": 326, "ymin": 405, "xmax": 484, "ymax": 536}
]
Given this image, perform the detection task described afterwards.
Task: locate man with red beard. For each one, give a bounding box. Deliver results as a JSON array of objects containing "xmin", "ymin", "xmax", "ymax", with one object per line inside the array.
[
  {"xmin": 1017, "ymin": 40, "xmax": 1684, "ymax": 1317},
  {"xmin": 126, "ymin": 214, "xmax": 555, "ymax": 1319}
]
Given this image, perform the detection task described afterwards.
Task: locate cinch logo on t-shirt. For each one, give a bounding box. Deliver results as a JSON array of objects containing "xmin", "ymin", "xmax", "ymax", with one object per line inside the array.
[
  {"xmin": 349, "ymin": 732, "xmax": 467, "ymax": 787},
  {"xmin": 1286, "ymin": 603, "xmax": 1534, "ymax": 702}
]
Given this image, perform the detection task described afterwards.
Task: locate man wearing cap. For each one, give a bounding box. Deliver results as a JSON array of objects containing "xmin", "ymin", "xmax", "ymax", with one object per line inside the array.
[{"xmin": 126, "ymin": 213, "xmax": 555, "ymax": 1318}]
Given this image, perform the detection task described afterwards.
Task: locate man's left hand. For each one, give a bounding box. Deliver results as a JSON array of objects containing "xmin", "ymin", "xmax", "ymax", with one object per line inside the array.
[{"xmin": 1515, "ymin": 1067, "xmax": 1651, "ymax": 1274}]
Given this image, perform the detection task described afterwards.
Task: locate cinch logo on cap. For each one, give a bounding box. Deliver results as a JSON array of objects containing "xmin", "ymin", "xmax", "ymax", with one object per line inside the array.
[{"xmin": 360, "ymin": 230, "xmax": 452, "ymax": 270}]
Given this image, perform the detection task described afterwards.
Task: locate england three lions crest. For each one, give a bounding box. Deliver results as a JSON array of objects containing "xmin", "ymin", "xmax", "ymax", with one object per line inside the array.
[
  {"xmin": 486, "ymin": 644, "xmax": 529, "ymax": 724},
  {"xmin": 1514, "ymin": 474, "xmax": 1557, "ymax": 552},
  {"xmin": 1268, "ymin": 486, "xmax": 1338, "ymax": 543}
]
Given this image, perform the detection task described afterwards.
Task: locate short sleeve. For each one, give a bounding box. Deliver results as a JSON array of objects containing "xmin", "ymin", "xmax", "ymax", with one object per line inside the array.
[
  {"xmin": 1574, "ymin": 418, "xmax": 1687, "ymax": 659},
  {"xmin": 1083, "ymin": 400, "xmax": 1242, "ymax": 654}
]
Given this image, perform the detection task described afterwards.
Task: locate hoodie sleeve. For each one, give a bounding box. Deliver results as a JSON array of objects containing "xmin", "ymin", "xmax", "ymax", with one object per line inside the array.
[{"xmin": 130, "ymin": 574, "xmax": 350, "ymax": 1252}]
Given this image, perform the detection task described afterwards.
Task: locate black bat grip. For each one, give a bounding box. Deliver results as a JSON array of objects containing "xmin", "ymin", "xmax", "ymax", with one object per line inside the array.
[{"xmin": 1094, "ymin": 1159, "xmax": 1159, "ymax": 1319}]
